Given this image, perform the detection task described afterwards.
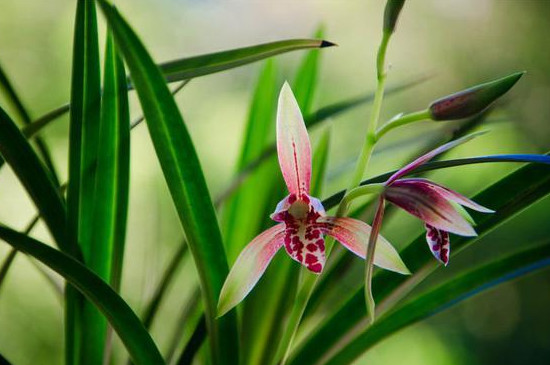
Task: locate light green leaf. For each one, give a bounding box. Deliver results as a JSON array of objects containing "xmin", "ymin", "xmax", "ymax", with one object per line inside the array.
[{"xmin": 95, "ymin": 1, "xmax": 238, "ymax": 363}]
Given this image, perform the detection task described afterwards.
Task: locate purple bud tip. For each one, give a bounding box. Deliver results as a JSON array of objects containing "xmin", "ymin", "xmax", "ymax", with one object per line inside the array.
[{"xmin": 320, "ymin": 40, "xmax": 337, "ymax": 48}]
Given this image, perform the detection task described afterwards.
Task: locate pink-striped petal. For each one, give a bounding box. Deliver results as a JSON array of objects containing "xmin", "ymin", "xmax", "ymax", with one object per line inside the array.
[
  {"xmin": 283, "ymin": 220, "xmax": 325, "ymax": 273},
  {"xmin": 386, "ymin": 132, "xmax": 484, "ymax": 185},
  {"xmin": 218, "ymin": 224, "xmax": 285, "ymax": 316},
  {"xmin": 276, "ymin": 82, "xmax": 311, "ymax": 196},
  {"xmin": 425, "ymin": 224, "xmax": 450, "ymax": 265},
  {"xmin": 317, "ymin": 217, "xmax": 410, "ymax": 275},
  {"xmin": 384, "ymin": 180, "xmax": 477, "ymax": 236},
  {"xmin": 398, "ymin": 178, "xmax": 494, "ymax": 213}
]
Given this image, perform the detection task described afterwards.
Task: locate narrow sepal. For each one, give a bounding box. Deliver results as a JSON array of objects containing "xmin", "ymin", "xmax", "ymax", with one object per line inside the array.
[
  {"xmin": 276, "ymin": 82, "xmax": 312, "ymax": 196},
  {"xmin": 425, "ymin": 224, "xmax": 450, "ymax": 265},
  {"xmin": 218, "ymin": 224, "xmax": 285, "ymax": 316},
  {"xmin": 318, "ymin": 217, "xmax": 410, "ymax": 275},
  {"xmin": 385, "ymin": 180, "xmax": 477, "ymax": 236},
  {"xmin": 398, "ymin": 178, "xmax": 494, "ymax": 213}
]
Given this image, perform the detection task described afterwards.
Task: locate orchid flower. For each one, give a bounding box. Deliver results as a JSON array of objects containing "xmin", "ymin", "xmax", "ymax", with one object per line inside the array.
[
  {"xmin": 218, "ymin": 82, "xmax": 409, "ymax": 317},
  {"xmin": 381, "ymin": 134, "xmax": 494, "ymax": 265}
]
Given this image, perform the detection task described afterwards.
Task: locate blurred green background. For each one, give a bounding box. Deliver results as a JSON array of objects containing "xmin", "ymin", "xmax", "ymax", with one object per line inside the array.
[{"xmin": 0, "ymin": 0, "xmax": 549, "ymax": 364}]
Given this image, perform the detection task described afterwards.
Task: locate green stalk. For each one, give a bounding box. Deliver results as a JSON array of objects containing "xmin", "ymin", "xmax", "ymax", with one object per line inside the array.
[
  {"xmin": 275, "ymin": 28, "xmax": 394, "ymax": 365},
  {"xmin": 375, "ymin": 109, "xmax": 431, "ymax": 141}
]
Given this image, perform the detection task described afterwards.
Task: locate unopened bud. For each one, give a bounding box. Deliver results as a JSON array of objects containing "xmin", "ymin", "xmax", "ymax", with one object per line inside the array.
[{"xmin": 429, "ymin": 72, "xmax": 525, "ymax": 121}]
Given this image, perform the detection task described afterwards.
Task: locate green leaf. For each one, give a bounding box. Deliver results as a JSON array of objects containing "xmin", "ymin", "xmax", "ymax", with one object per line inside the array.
[
  {"xmin": 95, "ymin": 2, "xmax": 238, "ymax": 363},
  {"xmin": 159, "ymin": 38, "xmax": 335, "ymax": 83},
  {"xmin": 0, "ymin": 61, "xmax": 60, "ymax": 185},
  {"xmin": 310, "ymin": 128, "xmax": 331, "ymax": 197},
  {"xmin": 323, "ymin": 242, "xmax": 550, "ymax": 364},
  {"xmin": 22, "ymin": 39, "xmax": 334, "ymax": 139},
  {"xmin": 0, "ymin": 107, "xmax": 68, "ymax": 251},
  {"xmin": 67, "ymin": 1, "xmax": 102, "ymax": 364},
  {"xmin": 289, "ymin": 157, "xmax": 550, "ymax": 365},
  {"xmin": 0, "ymin": 224, "xmax": 164, "ymax": 365}
]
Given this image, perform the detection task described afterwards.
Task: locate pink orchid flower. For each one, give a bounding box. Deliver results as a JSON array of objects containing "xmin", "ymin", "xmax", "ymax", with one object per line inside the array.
[
  {"xmin": 218, "ymin": 83, "xmax": 409, "ymax": 316},
  {"xmin": 382, "ymin": 134, "xmax": 494, "ymax": 265}
]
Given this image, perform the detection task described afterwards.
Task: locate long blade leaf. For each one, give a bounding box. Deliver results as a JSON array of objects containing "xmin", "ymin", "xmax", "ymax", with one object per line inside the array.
[
  {"xmin": 0, "ymin": 225, "xmax": 164, "ymax": 365},
  {"xmin": 95, "ymin": 1, "xmax": 239, "ymax": 363},
  {"xmin": 323, "ymin": 242, "xmax": 550, "ymax": 365}
]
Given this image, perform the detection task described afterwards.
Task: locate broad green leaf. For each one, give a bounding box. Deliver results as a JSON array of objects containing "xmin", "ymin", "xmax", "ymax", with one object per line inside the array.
[
  {"xmin": 67, "ymin": 1, "xmax": 102, "ymax": 364},
  {"xmin": 0, "ymin": 61, "xmax": 59, "ymax": 185},
  {"xmin": 323, "ymin": 242, "xmax": 550, "ymax": 364},
  {"xmin": 289, "ymin": 157, "xmax": 550, "ymax": 365},
  {"xmin": 214, "ymin": 76, "xmax": 429, "ymax": 207},
  {"xmin": 310, "ymin": 128, "xmax": 331, "ymax": 197},
  {"xmin": 0, "ymin": 107, "xmax": 68, "ymax": 251},
  {"xmin": 96, "ymin": 1, "xmax": 238, "ymax": 363},
  {"xmin": 159, "ymin": 39, "xmax": 334, "ymax": 83},
  {"xmin": 0, "ymin": 225, "xmax": 164, "ymax": 365}
]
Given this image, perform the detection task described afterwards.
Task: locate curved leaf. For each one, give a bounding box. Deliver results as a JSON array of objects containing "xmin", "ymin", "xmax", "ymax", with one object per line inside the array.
[
  {"xmin": 0, "ymin": 225, "xmax": 164, "ymax": 365},
  {"xmin": 96, "ymin": 1, "xmax": 238, "ymax": 363},
  {"xmin": 323, "ymin": 242, "xmax": 550, "ymax": 365},
  {"xmin": 159, "ymin": 39, "xmax": 334, "ymax": 83}
]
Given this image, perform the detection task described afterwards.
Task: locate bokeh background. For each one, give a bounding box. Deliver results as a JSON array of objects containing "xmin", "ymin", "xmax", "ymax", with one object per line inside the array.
[{"xmin": 0, "ymin": 0, "xmax": 549, "ymax": 364}]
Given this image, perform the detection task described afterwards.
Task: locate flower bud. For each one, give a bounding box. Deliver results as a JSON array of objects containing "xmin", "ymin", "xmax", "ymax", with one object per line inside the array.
[
  {"xmin": 429, "ymin": 71, "xmax": 525, "ymax": 121},
  {"xmin": 383, "ymin": 0, "xmax": 406, "ymax": 34}
]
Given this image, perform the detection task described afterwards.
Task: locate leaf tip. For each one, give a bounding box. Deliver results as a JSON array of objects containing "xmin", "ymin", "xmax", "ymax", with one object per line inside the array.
[{"xmin": 320, "ymin": 40, "xmax": 337, "ymax": 48}]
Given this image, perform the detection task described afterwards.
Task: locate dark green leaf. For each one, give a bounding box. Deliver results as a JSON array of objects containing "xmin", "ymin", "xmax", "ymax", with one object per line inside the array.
[
  {"xmin": 0, "ymin": 225, "xmax": 164, "ymax": 365},
  {"xmin": 0, "ymin": 107, "xmax": 68, "ymax": 251},
  {"xmin": 323, "ymin": 242, "xmax": 550, "ymax": 365},
  {"xmin": 96, "ymin": 1, "xmax": 238, "ymax": 363},
  {"xmin": 67, "ymin": 1, "xmax": 102, "ymax": 363}
]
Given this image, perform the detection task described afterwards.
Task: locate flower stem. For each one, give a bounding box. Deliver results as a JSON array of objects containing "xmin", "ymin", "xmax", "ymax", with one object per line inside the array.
[
  {"xmin": 365, "ymin": 197, "xmax": 385, "ymax": 323},
  {"xmin": 375, "ymin": 109, "xmax": 431, "ymax": 141}
]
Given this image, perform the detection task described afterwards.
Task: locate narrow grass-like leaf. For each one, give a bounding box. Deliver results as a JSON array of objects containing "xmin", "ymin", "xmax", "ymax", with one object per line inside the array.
[
  {"xmin": 323, "ymin": 242, "xmax": 550, "ymax": 365},
  {"xmin": 141, "ymin": 241, "xmax": 188, "ymax": 330},
  {"xmin": 159, "ymin": 39, "xmax": 334, "ymax": 83},
  {"xmin": 0, "ymin": 107, "xmax": 68, "ymax": 250},
  {"xmin": 0, "ymin": 61, "xmax": 59, "ymax": 185},
  {"xmin": 289, "ymin": 158, "xmax": 550, "ymax": 365},
  {"xmin": 68, "ymin": 1, "xmax": 102, "ymax": 363},
  {"xmin": 214, "ymin": 76, "xmax": 429, "ymax": 206},
  {"xmin": 0, "ymin": 225, "xmax": 164, "ymax": 365},
  {"xmin": 22, "ymin": 39, "xmax": 332, "ymax": 138},
  {"xmin": 175, "ymin": 316, "xmax": 207, "ymax": 365},
  {"xmin": 96, "ymin": 2, "xmax": 238, "ymax": 363}
]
